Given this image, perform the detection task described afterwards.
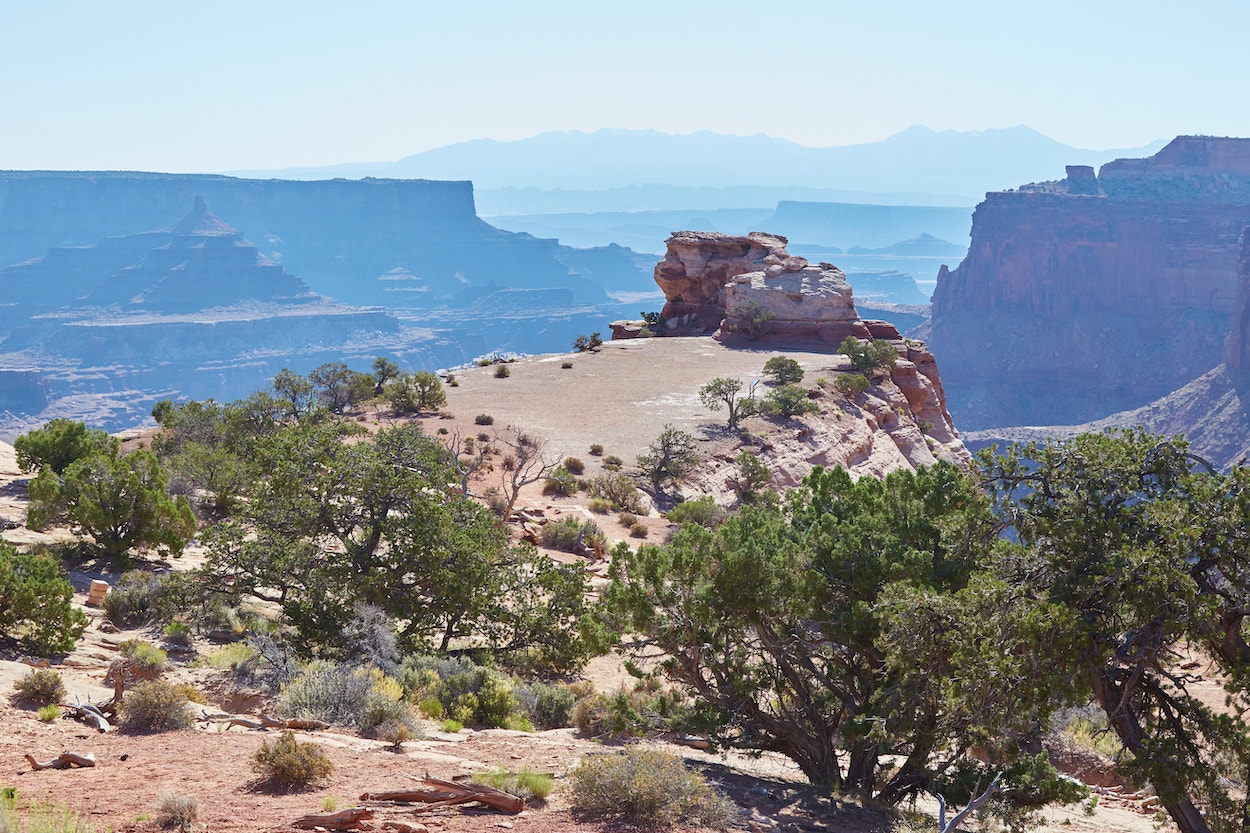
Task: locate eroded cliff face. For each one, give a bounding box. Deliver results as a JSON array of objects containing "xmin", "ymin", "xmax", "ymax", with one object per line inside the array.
[{"xmin": 928, "ymin": 137, "xmax": 1250, "ymax": 429}]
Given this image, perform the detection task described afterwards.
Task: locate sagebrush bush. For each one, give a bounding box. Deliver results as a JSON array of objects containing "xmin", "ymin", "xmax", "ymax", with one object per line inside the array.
[
  {"xmin": 587, "ymin": 472, "xmax": 645, "ymax": 513},
  {"xmin": 587, "ymin": 498, "xmax": 612, "ymax": 514},
  {"xmin": 588, "ymin": 444, "xmax": 604, "ymax": 456},
  {"xmin": 494, "ymin": 365, "xmax": 510, "ymax": 378},
  {"xmin": 542, "ymin": 466, "xmax": 577, "ymax": 496},
  {"xmin": 278, "ymin": 663, "xmax": 408, "ymax": 733},
  {"xmin": 13, "ymin": 668, "xmax": 65, "ymax": 707},
  {"xmin": 120, "ymin": 680, "xmax": 193, "ymax": 732},
  {"xmin": 602, "ymin": 454, "xmax": 623, "ymax": 471},
  {"xmin": 102, "ymin": 569, "xmax": 167, "ymax": 626},
  {"xmin": 162, "ymin": 621, "xmax": 191, "ymax": 646},
  {"xmin": 516, "ymin": 681, "xmax": 576, "ymax": 729},
  {"xmin": 120, "ymin": 639, "xmax": 167, "ymax": 672},
  {"xmin": 252, "ymin": 730, "xmax": 333, "ymax": 790},
  {"xmin": 563, "ymin": 457, "xmax": 585, "ymax": 475},
  {"xmin": 475, "ymin": 414, "xmax": 494, "ymax": 425},
  {"xmin": 155, "ymin": 794, "xmax": 199, "ymax": 831},
  {"xmin": 569, "ymin": 747, "xmax": 733, "ymax": 828},
  {"xmin": 666, "ymin": 495, "xmax": 727, "ymax": 527},
  {"xmin": 630, "ymin": 522, "xmax": 649, "ymax": 539},
  {"xmin": 539, "ymin": 517, "xmax": 602, "ymax": 552}
]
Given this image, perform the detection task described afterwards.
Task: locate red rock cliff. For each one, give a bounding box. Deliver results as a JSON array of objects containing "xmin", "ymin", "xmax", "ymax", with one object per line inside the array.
[{"xmin": 928, "ymin": 136, "xmax": 1250, "ymax": 429}]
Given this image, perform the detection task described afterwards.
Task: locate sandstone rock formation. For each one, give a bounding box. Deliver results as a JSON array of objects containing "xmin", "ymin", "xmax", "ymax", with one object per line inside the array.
[
  {"xmin": 618, "ymin": 231, "xmax": 967, "ymax": 478},
  {"xmin": 927, "ymin": 136, "xmax": 1250, "ymax": 429}
]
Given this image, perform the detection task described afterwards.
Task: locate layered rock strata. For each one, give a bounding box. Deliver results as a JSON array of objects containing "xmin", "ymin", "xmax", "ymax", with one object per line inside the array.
[{"xmin": 927, "ymin": 136, "xmax": 1250, "ymax": 429}]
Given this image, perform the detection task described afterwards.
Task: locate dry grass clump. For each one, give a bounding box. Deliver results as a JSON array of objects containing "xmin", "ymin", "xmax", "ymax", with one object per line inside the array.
[
  {"xmin": 569, "ymin": 746, "xmax": 733, "ymax": 828},
  {"xmin": 155, "ymin": 794, "xmax": 199, "ymax": 831},
  {"xmin": 119, "ymin": 680, "xmax": 193, "ymax": 732},
  {"xmin": 13, "ymin": 668, "xmax": 66, "ymax": 707},
  {"xmin": 252, "ymin": 730, "xmax": 334, "ymax": 790}
]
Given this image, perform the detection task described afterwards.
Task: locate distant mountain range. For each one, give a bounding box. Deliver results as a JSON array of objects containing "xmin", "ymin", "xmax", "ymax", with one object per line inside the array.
[{"xmin": 230, "ymin": 126, "xmax": 1168, "ymax": 202}]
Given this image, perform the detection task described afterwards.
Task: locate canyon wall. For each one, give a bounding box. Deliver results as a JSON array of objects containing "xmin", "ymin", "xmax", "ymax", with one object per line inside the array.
[{"xmin": 927, "ymin": 137, "xmax": 1250, "ymax": 429}]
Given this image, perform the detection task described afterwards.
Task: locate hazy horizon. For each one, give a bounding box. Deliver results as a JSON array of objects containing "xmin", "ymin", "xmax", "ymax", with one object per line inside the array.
[{"xmin": 2, "ymin": 1, "xmax": 1247, "ymax": 173}]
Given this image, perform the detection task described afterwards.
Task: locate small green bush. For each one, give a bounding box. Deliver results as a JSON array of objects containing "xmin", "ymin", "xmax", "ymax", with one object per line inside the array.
[
  {"xmin": 120, "ymin": 680, "xmax": 193, "ymax": 732},
  {"xmin": 763, "ymin": 384, "xmax": 820, "ymax": 418},
  {"xmin": 569, "ymin": 747, "xmax": 733, "ymax": 827},
  {"xmin": 587, "ymin": 472, "xmax": 645, "ymax": 514},
  {"xmin": 762, "ymin": 355, "xmax": 804, "ymax": 385},
  {"xmin": 494, "ymin": 365, "xmax": 511, "ymax": 378},
  {"xmin": 602, "ymin": 455, "xmax": 623, "ymax": 471},
  {"xmin": 102, "ymin": 570, "xmax": 166, "ymax": 627},
  {"xmin": 278, "ymin": 663, "xmax": 406, "ymax": 730},
  {"xmin": 441, "ymin": 718, "xmax": 464, "ymax": 733},
  {"xmin": 587, "ymin": 498, "xmax": 613, "ymax": 514},
  {"xmin": 563, "ymin": 457, "xmax": 585, "ymax": 475},
  {"xmin": 37, "ymin": 704, "xmax": 61, "ymax": 722},
  {"xmin": 629, "ymin": 522, "xmax": 649, "ymax": 539},
  {"xmin": 252, "ymin": 730, "xmax": 333, "ymax": 790},
  {"xmin": 120, "ymin": 639, "xmax": 167, "ymax": 672},
  {"xmin": 834, "ymin": 373, "xmax": 870, "ymax": 396},
  {"xmin": 475, "ymin": 414, "xmax": 494, "ymax": 425},
  {"xmin": 155, "ymin": 794, "xmax": 199, "ymax": 832},
  {"xmin": 588, "ymin": 444, "xmax": 604, "ymax": 456},
  {"xmin": 542, "ymin": 466, "xmax": 577, "ymax": 496},
  {"xmin": 666, "ymin": 495, "xmax": 726, "ymax": 527},
  {"xmin": 162, "ymin": 621, "xmax": 191, "ymax": 646},
  {"xmin": 13, "ymin": 668, "xmax": 65, "ymax": 707},
  {"xmin": 539, "ymin": 517, "xmax": 602, "ymax": 552},
  {"xmin": 196, "ymin": 642, "xmax": 259, "ymax": 671},
  {"xmin": 516, "ymin": 682, "xmax": 577, "ymax": 729}
]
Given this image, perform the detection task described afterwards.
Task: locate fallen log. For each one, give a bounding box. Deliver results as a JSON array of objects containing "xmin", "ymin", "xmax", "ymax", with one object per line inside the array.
[
  {"xmin": 291, "ymin": 807, "xmax": 374, "ymax": 831},
  {"xmin": 262, "ymin": 714, "xmax": 329, "ymax": 731},
  {"xmin": 361, "ymin": 773, "xmax": 523, "ymax": 814},
  {"xmin": 59, "ymin": 703, "xmax": 111, "ymax": 733},
  {"xmin": 25, "ymin": 752, "xmax": 97, "ymax": 770}
]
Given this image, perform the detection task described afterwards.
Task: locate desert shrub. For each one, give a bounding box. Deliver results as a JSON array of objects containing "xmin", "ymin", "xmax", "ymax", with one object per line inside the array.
[
  {"xmin": 278, "ymin": 663, "xmax": 407, "ymax": 732},
  {"xmin": 485, "ymin": 489, "xmax": 507, "ymax": 516},
  {"xmin": 475, "ymin": 414, "xmax": 494, "ymax": 425},
  {"xmin": 762, "ymin": 355, "xmax": 804, "ymax": 385},
  {"xmin": 588, "ymin": 498, "xmax": 613, "ymax": 514},
  {"xmin": 441, "ymin": 719, "xmax": 464, "ymax": 733},
  {"xmin": 588, "ymin": 444, "xmax": 604, "ymax": 456},
  {"xmin": 0, "ymin": 797, "xmax": 98, "ymax": 833},
  {"xmin": 563, "ymin": 457, "xmax": 585, "ymax": 475},
  {"xmin": 102, "ymin": 569, "xmax": 167, "ymax": 626},
  {"xmin": 37, "ymin": 704, "xmax": 61, "ymax": 722},
  {"xmin": 539, "ymin": 517, "xmax": 602, "ymax": 552},
  {"xmin": 252, "ymin": 730, "xmax": 333, "ymax": 790},
  {"xmin": 162, "ymin": 621, "xmax": 191, "ymax": 646},
  {"xmin": 494, "ymin": 365, "xmax": 510, "ymax": 378},
  {"xmin": 0, "ymin": 546, "xmax": 87, "ymax": 656},
  {"xmin": 834, "ymin": 373, "xmax": 870, "ymax": 396},
  {"xmin": 197, "ymin": 642, "xmax": 259, "ymax": 671},
  {"xmin": 120, "ymin": 639, "xmax": 167, "ymax": 672},
  {"xmin": 374, "ymin": 716, "xmax": 417, "ymax": 749},
  {"xmin": 474, "ymin": 766, "xmax": 555, "ymax": 801},
  {"xmin": 602, "ymin": 454, "xmax": 623, "ymax": 471},
  {"xmin": 617, "ymin": 512, "xmax": 638, "ymax": 527},
  {"xmin": 120, "ymin": 680, "xmax": 193, "ymax": 732},
  {"xmin": 542, "ymin": 466, "xmax": 577, "ymax": 496},
  {"xmin": 402, "ymin": 656, "xmax": 531, "ymax": 730},
  {"xmin": 155, "ymin": 794, "xmax": 199, "ymax": 831},
  {"xmin": 516, "ymin": 681, "xmax": 577, "ymax": 729},
  {"xmin": 418, "ymin": 697, "xmax": 444, "ymax": 718},
  {"xmin": 13, "ymin": 668, "xmax": 65, "ymax": 707},
  {"xmin": 586, "ymin": 472, "xmax": 646, "ymax": 514},
  {"xmin": 437, "ymin": 427, "xmax": 449, "ymax": 435},
  {"xmin": 763, "ymin": 384, "xmax": 820, "ymax": 418},
  {"xmin": 173, "ymin": 683, "xmax": 208, "ymax": 705},
  {"xmin": 569, "ymin": 747, "xmax": 733, "ymax": 828},
  {"xmin": 666, "ymin": 495, "xmax": 726, "ymax": 527},
  {"xmin": 629, "ymin": 522, "xmax": 649, "ymax": 539},
  {"xmin": 561, "ymin": 361, "xmax": 574, "ymax": 369},
  {"xmin": 359, "ymin": 693, "xmax": 420, "ymax": 741}
]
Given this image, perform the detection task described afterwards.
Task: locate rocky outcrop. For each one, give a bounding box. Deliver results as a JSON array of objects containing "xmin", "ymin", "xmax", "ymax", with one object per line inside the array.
[
  {"xmin": 927, "ymin": 136, "xmax": 1250, "ymax": 429},
  {"xmin": 1224, "ymin": 228, "xmax": 1250, "ymax": 370},
  {"xmin": 622, "ymin": 231, "xmax": 967, "ymax": 476}
]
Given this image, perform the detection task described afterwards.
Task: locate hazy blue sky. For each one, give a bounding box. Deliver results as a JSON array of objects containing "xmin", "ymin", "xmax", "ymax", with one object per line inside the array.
[{"xmin": 2, "ymin": 0, "xmax": 1246, "ymax": 172}]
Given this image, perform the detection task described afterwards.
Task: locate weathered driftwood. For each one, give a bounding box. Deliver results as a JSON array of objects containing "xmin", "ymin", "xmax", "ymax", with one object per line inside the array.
[
  {"xmin": 360, "ymin": 773, "xmax": 523, "ymax": 814},
  {"xmin": 59, "ymin": 702, "xmax": 111, "ymax": 733},
  {"xmin": 938, "ymin": 773, "xmax": 1002, "ymax": 833},
  {"xmin": 262, "ymin": 714, "xmax": 329, "ymax": 730},
  {"xmin": 25, "ymin": 751, "xmax": 97, "ymax": 770},
  {"xmin": 204, "ymin": 711, "xmax": 330, "ymax": 731},
  {"xmin": 291, "ymin": 807, "xmax": 374, "ymax": 830}
]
